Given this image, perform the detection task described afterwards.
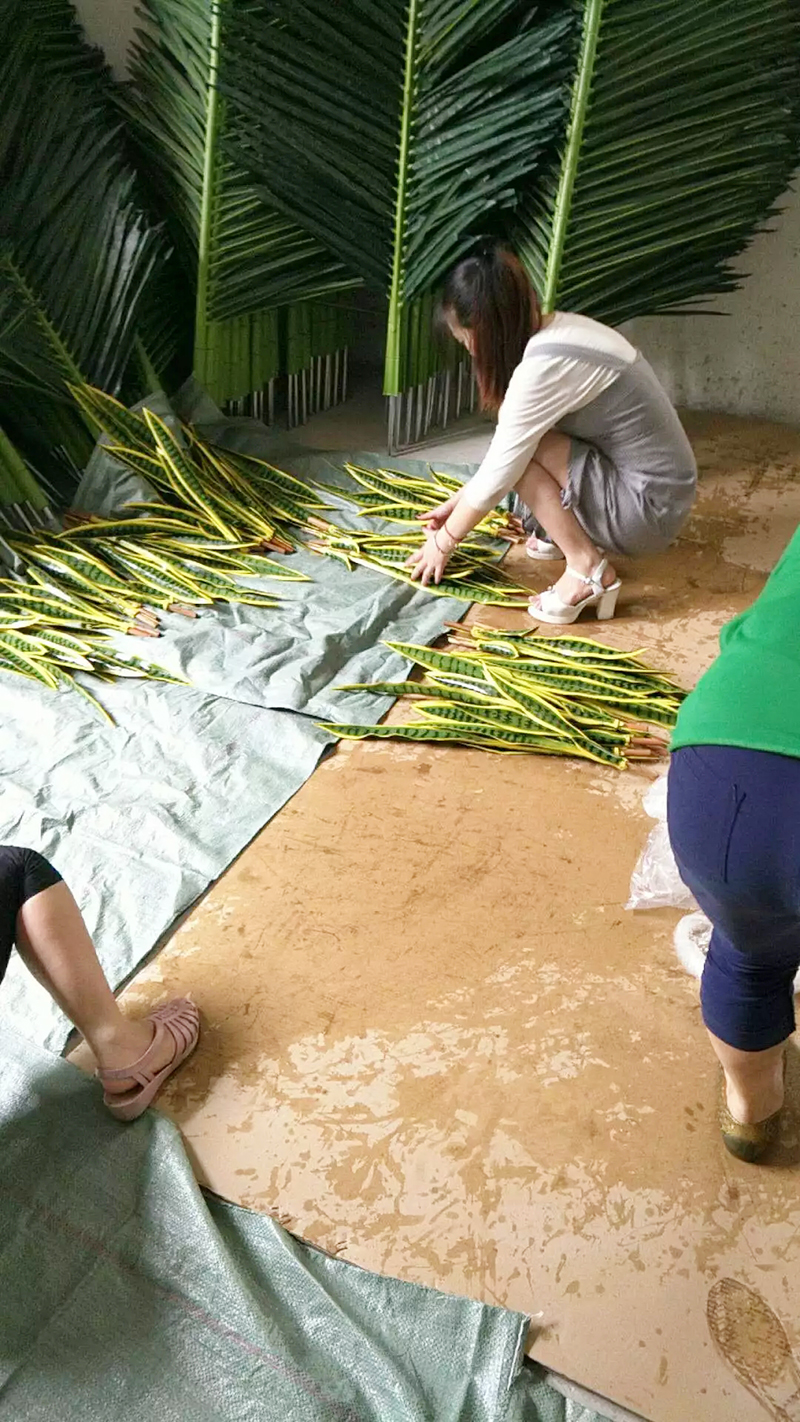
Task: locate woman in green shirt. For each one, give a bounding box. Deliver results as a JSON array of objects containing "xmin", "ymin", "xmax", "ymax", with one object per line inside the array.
[{"xmin": 668, "ymin": 526, "xmax": 800, "ymax": 1160}]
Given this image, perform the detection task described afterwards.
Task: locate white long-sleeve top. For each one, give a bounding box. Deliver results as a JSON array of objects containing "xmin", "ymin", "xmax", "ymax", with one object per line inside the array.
[{"xmin": 461, "ymin": 311, "xmax": 638, "ymax": 513}]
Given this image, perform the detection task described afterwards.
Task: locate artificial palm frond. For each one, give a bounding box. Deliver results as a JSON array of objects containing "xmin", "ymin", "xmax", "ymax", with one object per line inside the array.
[
  {"xmin": 0, "ymin": 425, "xmax": 48, "ymax": 521},
  {"xmin": 0, "ymin": 264, "xmax": 96, "ymax": 502},
  {"xmin": 221, "ymin": 0, "xmax": 573, "ymax": 440},
  {"xmin": 222, "ymin": 0, "xmax": 404, "ymax": 289},
  {"xmin": 124, "ymin": 0, "xmax": 360, "ymax": 407},
  {"xmin": 322, "ymin": 625, "xmax": 683, "ymax": 766},
  {"xmin": 0, "ymin": 0, "xmax": 164, "ymax": 505},
  {"xmin": 384, "ymin": 0, "xmax": 574, "ymax": 393},
  {"xmin": 518, "ymin": 0, "xmax": 800, "ymax": 324}
]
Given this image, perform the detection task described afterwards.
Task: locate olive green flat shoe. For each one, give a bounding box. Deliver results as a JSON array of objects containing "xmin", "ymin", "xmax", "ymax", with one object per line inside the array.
[{"xmin": 719, "ymin": 1075, "xmax": 783, "ymax": 1163}]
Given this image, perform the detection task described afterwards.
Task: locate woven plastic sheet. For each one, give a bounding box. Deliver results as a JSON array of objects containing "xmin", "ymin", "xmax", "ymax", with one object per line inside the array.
[
  {"xmin": 0, "ymin": 668, "xmax": 330, "ymax": 1052},
  {"xmin": 0, "ymin": 403, "xmax": 468, "ymax": 1052},
  {"xmin": 0, "ymin": 1031, "xmax": 586, "ymax": 1422}
]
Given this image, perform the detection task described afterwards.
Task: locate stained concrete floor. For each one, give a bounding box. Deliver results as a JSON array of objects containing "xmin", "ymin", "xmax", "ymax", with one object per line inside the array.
[{"xmin": 84, "ymin": 405, "xmax": 800, "ymax": 1422}]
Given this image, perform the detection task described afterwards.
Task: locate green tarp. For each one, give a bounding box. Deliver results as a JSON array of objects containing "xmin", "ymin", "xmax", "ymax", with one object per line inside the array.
[{"xmin": 0, "ymin": 1031, "xmax": 591, "ymax": 1422}]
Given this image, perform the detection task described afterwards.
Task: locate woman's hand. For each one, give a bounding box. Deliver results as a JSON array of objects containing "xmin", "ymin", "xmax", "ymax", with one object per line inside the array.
[
  {"xmin": 406, "ymin": 527, "xmax": 455, "ymax": 587},
  {"xmin": 417, "ymin": 493, "xmax": 459, "ymax": 531}
]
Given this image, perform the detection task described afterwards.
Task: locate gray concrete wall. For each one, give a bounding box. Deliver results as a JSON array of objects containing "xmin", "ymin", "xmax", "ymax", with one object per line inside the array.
[
  {"xmin": 73, "ymin": 0, "xmax": 135, "ymax": 75},
  {"xmin": 628, "ymin": 188, "xmax": 800, "ymax": 427}
]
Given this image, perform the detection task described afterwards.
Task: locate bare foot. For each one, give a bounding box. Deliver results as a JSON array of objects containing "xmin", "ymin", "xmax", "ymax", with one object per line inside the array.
[{"xmin": 90, "ymin": 1016, "xmax": 176, "ymax": 1094}]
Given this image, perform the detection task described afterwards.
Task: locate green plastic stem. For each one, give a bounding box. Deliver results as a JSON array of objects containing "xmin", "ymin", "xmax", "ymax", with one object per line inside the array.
[
  {"xmin": 384, "ymin": 0, "xmax": 420, "ymax": 396},
  {"xmin": 543, "ymin": 0, "xmax": 605, "ymax": 312},
  {"xmin": 194, "ymin": 0, "xmax": 223, "ymax": 383}
]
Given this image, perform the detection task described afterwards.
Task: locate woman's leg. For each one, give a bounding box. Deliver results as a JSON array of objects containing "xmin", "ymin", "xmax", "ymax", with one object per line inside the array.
[
  {"xmin": 14, "ymin": 878, "xmax": 178, "ymax": 1092},
  {"xmin": 668, "ymin": 747, "xmax": 800, "ymax": 1147},
  {"xmin": 707, "ymin": 1033, "xmax": 785, "ymax": 1125},
  {"xmin": 515, "ymin": 431, "xmax": 617, "ymax": 605}
]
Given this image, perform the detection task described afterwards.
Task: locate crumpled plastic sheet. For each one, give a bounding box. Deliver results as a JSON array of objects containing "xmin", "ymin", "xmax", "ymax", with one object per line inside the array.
[
  {"xmin": 0, "ymin": 1030, "xmax": 596, "ymax": 1422},
  {"xmin": 626, "ymin": 772, "xmax": 697, "ymax": 913},
  {"xmin": 0, "ymin": 395, "xmax": 470, "ymax": 1051}
]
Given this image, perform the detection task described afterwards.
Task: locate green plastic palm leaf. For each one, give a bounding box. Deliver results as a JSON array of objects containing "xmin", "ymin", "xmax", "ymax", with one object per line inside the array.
[
  {"xmin": 517, "ymin": 0, "xmax": 800, "ymax": 324},
  {"xmin": 125, "ymin": 0, "xmax": 359, "ymax": 406},
  {"xmin": 384, "ymin": 0, "xmax": 574, "ymax": 396},
  {"xmin": 220, "ymin": 0, "xmax": 572, "ymax": 437},
  {"xmin": 0, "ymin": 0, "xmax": 164, "ymax": 503},
  {"xmin": 222, "ymin": 0, "xmax": 404, "ymax": 289},
  {"xmin": 0, "ymin": 424, "xmax": 47, "ymax": 519}
]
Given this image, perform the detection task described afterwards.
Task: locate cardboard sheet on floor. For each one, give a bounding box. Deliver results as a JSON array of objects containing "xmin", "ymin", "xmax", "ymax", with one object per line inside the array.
[
  {"xmin": 0, "ymin": 400, "xmax": 469, "ymax": 1051},
  {"xmin": 0, "ymin": 1030, "xmax": 599, "ymax": 1422}
]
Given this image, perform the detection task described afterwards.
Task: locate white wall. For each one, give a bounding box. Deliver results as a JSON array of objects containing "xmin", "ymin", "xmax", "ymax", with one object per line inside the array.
[
  {"xmin": 71, "ymin": 0, "xmax": 800, "ymax": 427},
  {"xmin": 73, "ymin": 0, "xmax": 135, "ymax": 76},
  {"xmin": 629, "ymin": 184, "xmax": 800, "ymax": 428}
]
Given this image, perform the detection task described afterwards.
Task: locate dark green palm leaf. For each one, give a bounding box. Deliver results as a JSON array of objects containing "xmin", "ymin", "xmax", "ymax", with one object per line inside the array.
[
  {"xmin": 124, "ymin": 0, "xmax": 360, "ymax": 404},
  {"xmin": 516, "ymin": 0, "xmax": 800, "ymax": 323},
  {"xmin": 0, "ymin": 0, "xmax": 164, "ymax": 504},
  {"xmin": 385, "ymin": 0, "xmax": 574, "ymax": 393},
  {"xmin": 0, "ymin": 424, "xmax": 47, "ymax": 515},
  {"xmin": 219, "ymin": 0, "xmax": 572, "ymax": 398},
  {"xmin": 222, "ymin": 0, "xmax": 404, "ymax": 288}
]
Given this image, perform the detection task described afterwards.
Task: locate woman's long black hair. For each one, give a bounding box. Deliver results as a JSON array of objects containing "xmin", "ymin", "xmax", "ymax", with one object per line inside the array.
[{"xmin": 439, "ymin": 245, "xmax": 541, "ymax": 413}]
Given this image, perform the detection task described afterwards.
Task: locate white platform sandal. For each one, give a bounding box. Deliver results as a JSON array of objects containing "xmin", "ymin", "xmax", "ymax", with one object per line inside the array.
[
  {"xmin": 525, "ymin": 534, "xmax": 564, "ymax": 562},
  {"xmin": 529, "ymin": 558, "xmax": 621, "ymax": 625}
]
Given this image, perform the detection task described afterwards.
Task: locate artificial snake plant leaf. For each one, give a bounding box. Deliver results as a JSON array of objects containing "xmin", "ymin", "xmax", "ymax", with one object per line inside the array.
[
  {"xmin": 517, "ymin": 0, "xmax": 800, "ymax": 323},
  {"xmin": 321, "ymin": 626, "xmax": 682, "ymax": 765},
  {"xmin": 124, "ymin": 0, "xmax": 358, "ymax": 403},
  {"xmin": 0, "ymin": 0, "xmax": 164, "ymax": 503}
]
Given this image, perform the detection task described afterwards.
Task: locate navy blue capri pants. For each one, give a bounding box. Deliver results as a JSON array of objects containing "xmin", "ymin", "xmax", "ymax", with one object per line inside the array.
[
  {"xmin": 668, "ymin": 746, "xmax": 800, "ymax": 1052},
  {"xmin": 0, "ymin": 846, "xmax": 62, "ymax": 986}
]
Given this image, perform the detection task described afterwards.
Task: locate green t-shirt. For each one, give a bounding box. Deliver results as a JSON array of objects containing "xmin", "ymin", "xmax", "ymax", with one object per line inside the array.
[{"xmin": 672, "ymin": 524, "xmax": 800, "ymax": 757}]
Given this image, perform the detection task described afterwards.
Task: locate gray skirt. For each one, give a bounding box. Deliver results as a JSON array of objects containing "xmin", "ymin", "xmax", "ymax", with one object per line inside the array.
[
  {"xmin": 517, "ymin": 347, "xmax": 697, "ymax": 560},
  {"xmin": 560, "ymin": 433, "xmax": 695, "ymax": 559}
]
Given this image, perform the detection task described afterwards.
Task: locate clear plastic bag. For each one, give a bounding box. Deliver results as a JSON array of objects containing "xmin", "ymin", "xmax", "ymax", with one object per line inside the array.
[
  {"xmin": 631, "ymin": 776, "xmax": 800, "ymax": 993},
  {"xmin": 673, "ymin": 909, "xmax": 800, "ymax": 992},
  {"xmin": 673, "ymin": 910, "xmax": 712, "ymax": 977},
  {"xmin": 626, "ymin": 771, "xmax": 697, "ymax": 912}
]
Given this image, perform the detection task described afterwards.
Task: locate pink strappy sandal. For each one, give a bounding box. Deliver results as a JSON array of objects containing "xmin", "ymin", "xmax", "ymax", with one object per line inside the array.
[{"xmin": 98, "ymin": 997, "xmax": 200, "ymax": 1122}]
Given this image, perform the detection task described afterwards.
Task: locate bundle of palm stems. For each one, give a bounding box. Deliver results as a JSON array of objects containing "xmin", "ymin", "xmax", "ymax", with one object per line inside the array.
[{"xmin": 322, "ymin": 625, "xmax": 685, "ymax": 768}]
